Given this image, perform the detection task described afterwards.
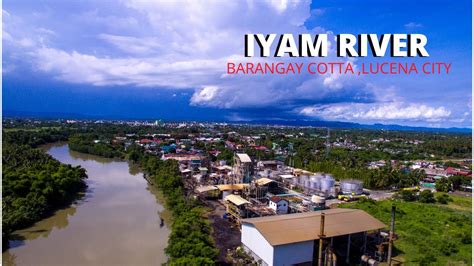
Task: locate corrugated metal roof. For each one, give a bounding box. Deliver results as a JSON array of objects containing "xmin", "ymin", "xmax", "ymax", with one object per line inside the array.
[
  {"xmin": 195, "ymin": 185, "xmax": 218, "ymax": 193},
  {"xmin": 216, "ymin": 184, "xmax": 249, "ymax": 191},
  {"xmin": 255, "ymin": 177, "xmax": 275, "ymax": 186},
  {"xmin": 236, "ymin": 153, "xmax": 252, "ymax": 163},
  {"xmin": 225, "ymin": 194, "xmax": 251, "ymax": 206},
  {"xmin": 216, "ymin": 165, "xmax": 232, "ymax": 171},
  {"xmin": 269, "ymin": 196, "xmax": 288, "ymax": 203},
  {"xmin": 279, "ymin": 174, "xmax": 295, "ymax": 179},
  {"xmin": 242, "ymin": 208, "xmax": 385, "ymax": 246}
]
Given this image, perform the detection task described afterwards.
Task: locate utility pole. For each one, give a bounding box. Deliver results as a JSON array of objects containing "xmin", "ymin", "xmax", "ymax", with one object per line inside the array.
[
  {"xmin": 387, "ymin": 205, "xmax": 396, "ymax": 265},
  {"xmin": 318, "ymin": 212, "xmax": 325, "ymax": 266}
]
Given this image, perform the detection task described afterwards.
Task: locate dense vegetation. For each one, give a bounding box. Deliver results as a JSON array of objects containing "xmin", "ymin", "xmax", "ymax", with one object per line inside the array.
[
  {"xmin": 2, "ymin": 130, "xmax": 87, "ymax": 249},
  {"xmin": 69, "ymin": 134, "xmax": 124, "ymax": 158},
  {"xmin": 343, "ymin": 198, "xmax": 472, "ymax": 265},
  {"xmin": 3, "ymin": 127, "xmax": 71, "ymax": 147},
  {"xmin": 137, "ymin": 157, "xmax": 218, "ymax": 264}
]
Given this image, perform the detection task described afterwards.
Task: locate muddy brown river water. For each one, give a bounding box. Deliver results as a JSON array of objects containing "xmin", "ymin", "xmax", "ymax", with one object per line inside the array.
[{"xmin": 3, "ymin": 143, "xmax": 170, "ymax": 266}]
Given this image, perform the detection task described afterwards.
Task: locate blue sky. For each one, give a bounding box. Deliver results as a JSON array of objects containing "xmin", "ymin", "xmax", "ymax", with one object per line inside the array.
[{"xmin": 3, "ymin": 0, "xmax": 472, "ymax": 127}]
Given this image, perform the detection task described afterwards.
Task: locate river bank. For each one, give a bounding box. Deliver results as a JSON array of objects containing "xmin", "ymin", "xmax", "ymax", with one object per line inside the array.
[
  {"xmin": 3, "ymin": 143, "xmax": 171, "ymax": 265},
  {"xmin": 67, "ymin": 136, "xmax": 219, "ymax": 263}
]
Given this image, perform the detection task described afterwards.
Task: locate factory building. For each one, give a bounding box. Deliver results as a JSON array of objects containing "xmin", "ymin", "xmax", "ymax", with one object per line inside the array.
[
  {"xmin": 233, "ymin": 153, "xmax": 253, "ymax": 183},
  {"xmin": 241, "ymin": 209, "xmax": 385, "ymax": 266}
]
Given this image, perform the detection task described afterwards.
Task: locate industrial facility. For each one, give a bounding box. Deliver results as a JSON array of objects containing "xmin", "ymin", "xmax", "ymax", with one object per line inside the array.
[
  {"xmin": 185, "ymin": 148, "xmax": 402, "ymax": 265},
  {"xmin": 194, "ymin": 152, "xmax": 373, "ymax": 226},
  {"xmin": 241, "ymin": 209, "xmax": 388, "ymax": 266}
]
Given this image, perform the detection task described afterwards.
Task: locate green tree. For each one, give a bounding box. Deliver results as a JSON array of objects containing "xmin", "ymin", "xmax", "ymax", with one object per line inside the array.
[
  {"xmin": 419, "ymin": 190, "xmax": 435, "ymax": 203},
  {"xmin": 436, "ymin": 193, "xmax": 451, "ymax": 204},
  {"xmin": 397, "ymin": 190, "xmax": 417, "ymax": 202},
  {"xmin": 450, "ymin": 175, "xmax": 471, "ymax": 190},
  {"xmin": 435, "ymin": 177, "xmax": 451, "ymax": 193}
]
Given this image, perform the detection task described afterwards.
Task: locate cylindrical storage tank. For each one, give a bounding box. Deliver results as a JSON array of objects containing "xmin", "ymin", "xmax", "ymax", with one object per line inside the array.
[
  {"xmin": 320, "ymin": 175, "xmax": 335, "ymax": 192},
  {"xmin": 300, "ymin": 175, "xmax": 308, "ymax": 186},
  {"xmin": 310, "ymin": 176, "xmax": 316, "ymax": 190},
  {"xmin": 340, "ymin": 179, "xmax": 363, "ymax": 195},
  {"xmin": 292, "ymin": 177, "xmax": 299, "ymax": 185},
  {"xmin": 300, "ymin": 175, "xmax": 307, "ymax": 188},
  {"xmin": 316, "ymin": 176, "xmax": 322, "ymax": 190}
]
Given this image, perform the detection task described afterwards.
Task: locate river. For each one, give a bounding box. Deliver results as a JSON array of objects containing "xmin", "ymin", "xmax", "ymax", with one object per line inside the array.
[{"xmin": 3, "ymin": 143, "xmax": 171, "ymax": 265}]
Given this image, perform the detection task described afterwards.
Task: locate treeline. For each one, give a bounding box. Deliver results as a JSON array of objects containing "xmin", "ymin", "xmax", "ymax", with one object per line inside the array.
[
  {"xmin": 281, "ymin": 129, "xmax": 471, "ymax": 161},
  {"xmin": 3, "ymin": 131, "xmax": 87, "ymax": 249},
  {"xmin": 135, "ymin": 153, "xmax": 218, "ymax": 264},
  {"xmin": 69, "ymin": 134, "xmax": 124, "ymax": 158},
  {"xmin": 3, "ymin": 128, "xmax": 72, "ymax": 147}
]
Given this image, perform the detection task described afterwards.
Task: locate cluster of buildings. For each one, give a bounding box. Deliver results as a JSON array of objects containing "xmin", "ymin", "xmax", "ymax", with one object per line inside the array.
[
  {"xmin": 414, "ymin": 162, "xmax": 472, "ymax": 190},
  {"xmin": 94, "ymin": 126, "xmax": 471, "ymax": 265},
  {"xmin": 190, "ymin": 152, "xmax": 388, "ymax": 265},
  {"xmin": 365, "ymin": 158, "xmax": 472, "ymax": 191}
]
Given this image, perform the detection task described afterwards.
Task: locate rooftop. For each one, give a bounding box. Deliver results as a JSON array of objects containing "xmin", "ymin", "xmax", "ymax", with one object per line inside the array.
[
  {"xmin": 225, "ymin": 194, "xmax": 251, "ymax": 206},
  {"xmin": 195, "ymin": 185, "xmax": 218, "ymax": 193},
  {"xmin": 216, "ymin": 184, "xmax": 250, "ymax": 191},
  {"xmin": 236, "ymin": 153, "xmax": 252, "ymax": 163},
  {"xmin": 242, "ymin": 208, "xmax": 386, "ymax": 246},
  {"xmin": 269, "ymin": 196, "xmax": 288, "ymax": 203},
  {"xmin": 279, "ymin": 174, "xmax": 295, "ymax": 179},
  {"xmin": 255, "ymin": 177, "xmax": 275, "ymax": 186}
]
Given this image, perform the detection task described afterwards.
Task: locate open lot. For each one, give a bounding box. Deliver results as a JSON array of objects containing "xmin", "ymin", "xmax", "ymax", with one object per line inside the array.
[{"xmin": 342, "ymin": 195, "xmax": 472, "ymax": 265}]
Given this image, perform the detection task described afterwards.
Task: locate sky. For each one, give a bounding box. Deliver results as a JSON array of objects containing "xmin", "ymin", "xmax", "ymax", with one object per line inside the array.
[{"xmin": 3, "ymin": 0, "xmax": 472, "ymax": 128}]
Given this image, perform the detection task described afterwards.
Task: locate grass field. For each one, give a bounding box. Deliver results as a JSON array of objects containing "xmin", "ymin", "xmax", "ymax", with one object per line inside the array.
[{"xmin": 342, "ymin": 194, "xmax": 472, "ymax": 265}]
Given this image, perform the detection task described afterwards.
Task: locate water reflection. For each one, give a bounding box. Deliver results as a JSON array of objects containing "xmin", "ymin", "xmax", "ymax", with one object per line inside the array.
[
  {"xmin": 3, "ymin": 144, "xmax": 170, "ymax": 266},
  {"xmin": 128, "ymin": 162, "xmax": 141, "ymax": 175},
  {"xmin": 11, "ymin": 206, "xmax": 78, "ymax": 244}
]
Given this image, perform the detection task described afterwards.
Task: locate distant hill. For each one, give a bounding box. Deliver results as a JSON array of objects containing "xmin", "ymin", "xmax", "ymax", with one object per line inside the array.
[
  {"xmin": 3, "ymin": 110, "xmax": 471, "ymax": 133},
  {"xmin": 243, "ymin": 120, "xmax": 472, "ymax": 133}
]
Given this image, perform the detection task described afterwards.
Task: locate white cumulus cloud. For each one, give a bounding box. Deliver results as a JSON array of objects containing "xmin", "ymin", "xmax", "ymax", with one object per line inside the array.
[
  {"xmin": 300, "ymin": 102, "xmax": 451, "ymax": 125},
  {"xmin": 2, "ymin": 1, "xmax": 467, "ymax": 127}
]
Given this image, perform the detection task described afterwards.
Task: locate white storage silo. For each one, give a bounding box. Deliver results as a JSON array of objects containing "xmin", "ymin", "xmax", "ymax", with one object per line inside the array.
[
  {"xmin": 309, "ymin": 175, "xmax": 321, "ymax": 190},
  {"xmin": 300, "ymin": 175, "xmax": 311, "ymax": 188},
  {"xmin": 340, "ymin": 179, "xmax": 363, "ymax": 195},
  {"xmin": 320, "ymin": 175, "xmax": 335, "ymax": 192}
]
